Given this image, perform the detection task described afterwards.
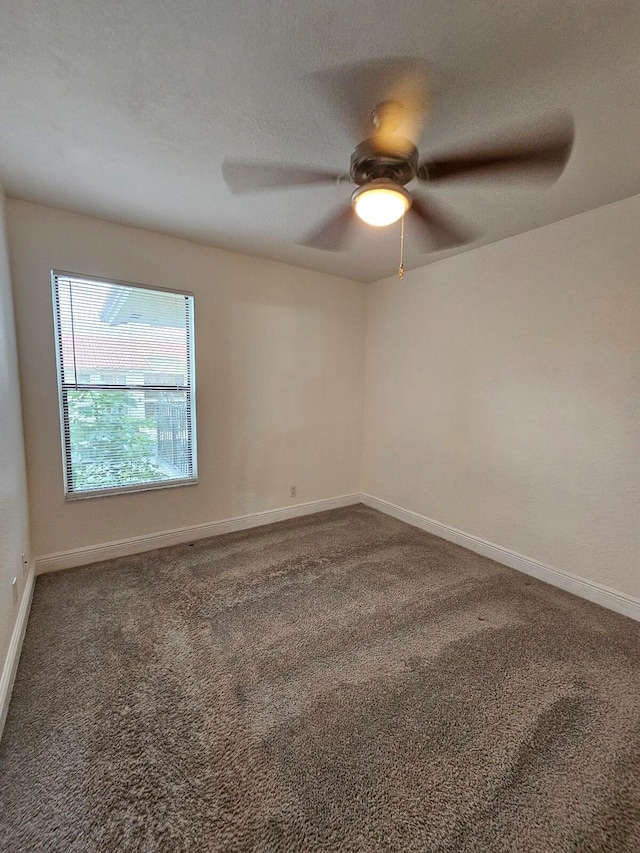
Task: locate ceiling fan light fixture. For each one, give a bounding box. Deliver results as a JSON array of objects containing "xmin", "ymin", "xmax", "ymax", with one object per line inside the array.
[{"xmin": 352, "ymin": 181, "xmax": 411, "ymax": 227}]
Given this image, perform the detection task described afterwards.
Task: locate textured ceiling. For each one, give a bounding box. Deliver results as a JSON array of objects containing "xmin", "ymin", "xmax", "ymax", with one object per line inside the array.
[{"xmin": 1, "ymin": 0, "xmax": 640, "ymax": 282}]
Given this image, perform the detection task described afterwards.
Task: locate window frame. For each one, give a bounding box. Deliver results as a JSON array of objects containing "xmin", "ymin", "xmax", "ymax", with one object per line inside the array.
[{"xmin": 51, "ymin": 270, "xmax": 198, "ymax": 500}]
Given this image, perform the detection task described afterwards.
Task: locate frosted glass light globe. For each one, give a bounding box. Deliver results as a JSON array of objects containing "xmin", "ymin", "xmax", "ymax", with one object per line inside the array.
[{"xmin": 352, "ymin": 182, "xmax": 411, "ymax": 227}]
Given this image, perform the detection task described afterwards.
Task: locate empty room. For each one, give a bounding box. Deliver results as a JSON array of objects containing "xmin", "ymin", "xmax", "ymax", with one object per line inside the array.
[{"xmin": 1, "ymin": 1, "xmax": 639, "ymax": 850}]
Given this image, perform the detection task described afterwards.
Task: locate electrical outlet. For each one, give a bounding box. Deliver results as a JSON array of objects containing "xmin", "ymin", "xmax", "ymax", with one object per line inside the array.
[
  {"xmin": 12, "ymin": 577, "xmax": 18, "ymax": 604},
  {"xmin": 290, "ymin": 485, "xmax": 297, "ymax": 498}
]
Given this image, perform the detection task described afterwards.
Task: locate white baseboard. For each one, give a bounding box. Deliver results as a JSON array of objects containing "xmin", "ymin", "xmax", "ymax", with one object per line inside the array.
[
  {"xmin": 361, "ymin": 493, "xmax": 640, "ymax": 622},
  {"xmin": 0, "ymin": 562, "xmax": 36, "ymax": 742},
  {"xmin": 35, "ymin": 493, "xmax": 361, "ymax": 575}
]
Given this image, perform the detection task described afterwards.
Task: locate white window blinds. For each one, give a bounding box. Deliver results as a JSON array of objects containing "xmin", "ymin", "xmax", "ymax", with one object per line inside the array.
[{"xmin": 52, "ymin": 271, "xmax": 197, "ymax": 498}]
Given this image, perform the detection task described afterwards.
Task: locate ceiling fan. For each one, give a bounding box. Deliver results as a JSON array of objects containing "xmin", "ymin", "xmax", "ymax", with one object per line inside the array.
[{"xmin": 222, "ymin": 59, "xmax": 574, "ymax": 254}]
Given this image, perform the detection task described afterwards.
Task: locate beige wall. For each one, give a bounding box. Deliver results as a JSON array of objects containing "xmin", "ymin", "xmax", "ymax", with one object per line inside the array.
[
  {"xmin": 0, "ymin": 189, "xmax": 31, "ymax": 671},
  {"xmin": 363, "ymin": 195, "xmax": 640, "ymax": 599},
  {"xmin": 7, "ymin": 200, "xmax": 366, "ymax": 557},
  {"xmin": 6, "ymin": 195, "xmax": 639, "ymax": 601}
]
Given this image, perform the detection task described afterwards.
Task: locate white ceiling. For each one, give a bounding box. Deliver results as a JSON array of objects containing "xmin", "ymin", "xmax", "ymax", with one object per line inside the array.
[{"xmin": 1, "ymin": 0, "xmax": 639, "ymax": 282}]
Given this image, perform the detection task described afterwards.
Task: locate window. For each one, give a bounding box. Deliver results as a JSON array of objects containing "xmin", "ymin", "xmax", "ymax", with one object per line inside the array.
[{"xmin": 52, "ymin": 271, "xmax": 197, "ymax": 498}]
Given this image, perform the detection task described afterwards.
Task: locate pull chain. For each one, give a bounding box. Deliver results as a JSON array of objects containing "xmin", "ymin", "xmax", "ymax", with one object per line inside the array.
[{"xmin": 398, "ymin": 213, "xmax": 405, "ymax": 280}]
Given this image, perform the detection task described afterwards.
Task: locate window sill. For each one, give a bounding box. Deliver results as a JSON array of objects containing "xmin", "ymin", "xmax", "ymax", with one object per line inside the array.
[{"xmin": 64, "ymin": 476, "xmax": 198, "ymax": 501}]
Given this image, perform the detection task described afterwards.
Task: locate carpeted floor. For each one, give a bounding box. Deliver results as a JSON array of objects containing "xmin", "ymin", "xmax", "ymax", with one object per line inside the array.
[{"xmin": 1, "ymin": 505, "xmax": 639, "ymax": 852}]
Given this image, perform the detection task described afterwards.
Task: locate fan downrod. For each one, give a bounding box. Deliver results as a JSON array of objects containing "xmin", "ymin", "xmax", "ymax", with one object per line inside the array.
[{"xmin": 371, "ymin": 99, "xmax": 405, "ymax": 133}]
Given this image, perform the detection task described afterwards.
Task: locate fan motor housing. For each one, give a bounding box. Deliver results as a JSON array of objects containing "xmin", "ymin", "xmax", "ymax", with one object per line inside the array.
[{"xmin": 350, "ymin": 138, "xmax": 418, "ymax": 186}]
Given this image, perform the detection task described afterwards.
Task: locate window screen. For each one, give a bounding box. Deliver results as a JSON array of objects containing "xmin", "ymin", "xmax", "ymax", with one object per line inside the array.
[{"xmin": 52, "ymin": 271, "xmax": 197, "ymax": 498}]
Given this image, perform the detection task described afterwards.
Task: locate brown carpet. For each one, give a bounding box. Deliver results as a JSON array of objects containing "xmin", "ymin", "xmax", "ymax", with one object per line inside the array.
[{"xmin": 1, "ymin": 504, "xmax": 639, "ymax": 852}]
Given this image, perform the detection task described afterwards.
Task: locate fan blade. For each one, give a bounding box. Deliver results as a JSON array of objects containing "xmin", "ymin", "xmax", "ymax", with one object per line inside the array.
[
  {"xmin": 222, "ymin": 161, "xmax": 348, "ymax": 194},
  {"xmin": 308, "ymin": 57, "xmax": 430, "ymax": 148},
  {"xmin": 409, "ymin": 195, "xmax": 475, "ymax": 252},
  {"xmin": 298, "ymin": 205, "xmax": 355, "ymax": 252},
  {"xmin": 418, "ymin": 116, "xmax": 574, "ymax": 184}
]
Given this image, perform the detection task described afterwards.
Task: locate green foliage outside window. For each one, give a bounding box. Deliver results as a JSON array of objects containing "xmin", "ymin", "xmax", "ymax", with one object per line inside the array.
[{"xmin": 67, "ymin": 389, "xmax": 165, "ymax": 490}]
